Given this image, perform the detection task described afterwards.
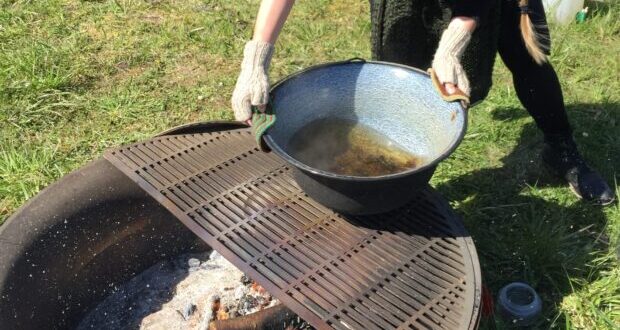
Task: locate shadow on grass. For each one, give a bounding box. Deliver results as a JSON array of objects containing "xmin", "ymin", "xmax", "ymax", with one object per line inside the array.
[{"xmin": 436, "ymin": 102, "xmax": 618, "ymax": 328}]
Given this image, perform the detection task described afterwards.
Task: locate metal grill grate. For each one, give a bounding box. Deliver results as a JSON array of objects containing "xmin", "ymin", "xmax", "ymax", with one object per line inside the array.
[{"xmin": 104, "ymin": 124, "xmax": 481, "ymax": 330}]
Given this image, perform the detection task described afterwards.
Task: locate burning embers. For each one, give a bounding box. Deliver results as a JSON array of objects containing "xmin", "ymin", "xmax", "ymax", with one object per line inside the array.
[{"xmin": 78, "ymin": 251, "xmax": 310, "ymax": 330}]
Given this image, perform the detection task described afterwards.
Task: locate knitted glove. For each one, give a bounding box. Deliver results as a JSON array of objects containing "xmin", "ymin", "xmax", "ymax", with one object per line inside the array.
[
  {"xmin": 231, "ymin": 40, "xmax": 275, "ymax": 122},
  {"xmin": 431, "ymin": 20, "xmax": 472, "ymax": 96}
]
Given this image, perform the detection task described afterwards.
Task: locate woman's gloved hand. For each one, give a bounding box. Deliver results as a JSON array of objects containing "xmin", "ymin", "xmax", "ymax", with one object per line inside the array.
[
  {"xmin": 431, "ymin": 19, "xmax": 473, "ymax": 97},
  {"xmin": 231, "ymin": 40, "xmax": 275, "ymax": 123}
]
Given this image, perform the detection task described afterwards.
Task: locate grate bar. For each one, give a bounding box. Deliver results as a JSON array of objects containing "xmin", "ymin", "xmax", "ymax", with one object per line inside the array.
[{"xmin": 104, "ymin": 124, "xmax": 481, "ymax": 330}]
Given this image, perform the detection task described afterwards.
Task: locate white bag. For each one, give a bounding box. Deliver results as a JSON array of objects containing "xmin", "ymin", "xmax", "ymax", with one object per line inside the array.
[
  {"xmin": 544, "ymin": 0, "xmax": 585, "ymax": 25},
  {"xmin": 542, "ymin": 0, "xmax": 561, "ymax": 13}
]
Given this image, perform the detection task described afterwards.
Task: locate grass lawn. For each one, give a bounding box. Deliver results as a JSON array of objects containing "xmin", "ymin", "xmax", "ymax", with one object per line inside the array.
[{"xmin": 1, "ymin": 0, "xmax": 618, "ymax": 328}]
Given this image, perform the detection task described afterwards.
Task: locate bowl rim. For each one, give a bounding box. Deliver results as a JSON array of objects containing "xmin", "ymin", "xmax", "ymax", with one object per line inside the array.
[{"xmin": 263, "ymin": 59, "xmax": 468, "ymax": 182}]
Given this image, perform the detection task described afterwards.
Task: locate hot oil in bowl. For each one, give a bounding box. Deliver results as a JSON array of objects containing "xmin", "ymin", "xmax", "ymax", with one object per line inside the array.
[{"xmin": 288, "ymin": 118, "xmax": 423, "ymax": 177}]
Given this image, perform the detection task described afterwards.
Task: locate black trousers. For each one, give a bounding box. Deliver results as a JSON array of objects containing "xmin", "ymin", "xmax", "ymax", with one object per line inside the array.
[
  {"xmin": 372, "ymin": 0, "xmax": 573, "ymax": 136},
  {"xmin": 497, "ymin": 0, "xmax": 572, "ymax": 136}
]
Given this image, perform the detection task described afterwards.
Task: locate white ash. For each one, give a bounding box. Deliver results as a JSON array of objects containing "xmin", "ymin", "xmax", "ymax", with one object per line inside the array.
[{"xmin": 78, "ymin": 250, "xmax": 279, "ymax": 330}]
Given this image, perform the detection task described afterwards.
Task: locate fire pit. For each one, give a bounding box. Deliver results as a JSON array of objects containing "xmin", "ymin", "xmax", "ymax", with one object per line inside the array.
[{"xmin": 0, "ymin": 122, "xmax": 482, "ymax": 329}]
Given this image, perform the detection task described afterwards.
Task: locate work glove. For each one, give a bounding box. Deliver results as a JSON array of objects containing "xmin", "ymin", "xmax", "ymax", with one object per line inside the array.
[
  {"xmin": 231, "ymin": 40, "xmax": 275, "ymax": 122},
  {"xmin": 431, "ymin": 20, "xmax": 472, "ymax": 98}
]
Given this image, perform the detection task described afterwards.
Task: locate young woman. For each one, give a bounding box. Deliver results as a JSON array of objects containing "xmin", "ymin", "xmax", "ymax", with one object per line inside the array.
[{"xmin": 231, "ymin": 0, "xmax": 614, "ymax": 205}]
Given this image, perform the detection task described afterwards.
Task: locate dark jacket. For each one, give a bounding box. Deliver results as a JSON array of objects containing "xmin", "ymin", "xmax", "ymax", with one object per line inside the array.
[{"xmin": 370, "ymin": 0, "xmax": 500, "ymax": 104}]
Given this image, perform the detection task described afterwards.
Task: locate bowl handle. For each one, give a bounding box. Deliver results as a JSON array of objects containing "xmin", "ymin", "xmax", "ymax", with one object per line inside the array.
[
  {"xmin": 428, "ymin": 68, "xmax": 470, "ymax": 109},
  {"xmin": 249, "ymin": 103, "xmax": 276, "ymax": 152},
  {"xmin": 346, "ymin": 57, "xmax": 366, "ymax": 62}
]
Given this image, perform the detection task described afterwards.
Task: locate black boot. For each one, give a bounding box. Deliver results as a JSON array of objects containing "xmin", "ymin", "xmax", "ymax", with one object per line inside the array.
[{"xmin": 542, "ymin": 135, "xmax": 615, "ymax": 205}]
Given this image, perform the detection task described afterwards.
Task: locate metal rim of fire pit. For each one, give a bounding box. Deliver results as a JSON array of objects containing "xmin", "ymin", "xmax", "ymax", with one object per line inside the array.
[{"xmin": 104, "ymin": 121, "xmax": 482, "ymax": 330}]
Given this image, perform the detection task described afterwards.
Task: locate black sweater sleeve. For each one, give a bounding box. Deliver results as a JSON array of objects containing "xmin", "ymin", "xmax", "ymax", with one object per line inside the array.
[{"xmin": 451, "ymin": 0, "xmax": 488, "ymax": 19}]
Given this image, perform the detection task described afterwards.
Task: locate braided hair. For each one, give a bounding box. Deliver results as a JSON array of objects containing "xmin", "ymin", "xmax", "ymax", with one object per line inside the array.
[{"xmin": 518, "ymin": 0, "xmax": 548, "ymax": 64}]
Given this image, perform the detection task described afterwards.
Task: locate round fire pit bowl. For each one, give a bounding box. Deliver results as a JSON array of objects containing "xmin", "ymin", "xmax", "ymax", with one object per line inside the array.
[{"xmin": 0, "ymin": 122, "xmax": 481, "ymax": 330}]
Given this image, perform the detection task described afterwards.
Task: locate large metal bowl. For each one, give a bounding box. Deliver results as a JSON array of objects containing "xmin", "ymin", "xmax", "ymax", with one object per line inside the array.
[{"xmin": 264, "ymin": 60, "xmax": 467, "ymax": 214}]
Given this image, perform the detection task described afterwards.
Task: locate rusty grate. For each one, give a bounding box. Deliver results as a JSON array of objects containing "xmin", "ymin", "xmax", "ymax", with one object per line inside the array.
[{"xmin": 104, "ymin": 123, "xmax": 481, "ymax": 330}]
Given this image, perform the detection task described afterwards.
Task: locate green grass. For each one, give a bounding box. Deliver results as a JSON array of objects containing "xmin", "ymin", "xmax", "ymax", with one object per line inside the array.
[{"xmin": 1, "ymin": 0, "xmax": 618, "ymax": 328}]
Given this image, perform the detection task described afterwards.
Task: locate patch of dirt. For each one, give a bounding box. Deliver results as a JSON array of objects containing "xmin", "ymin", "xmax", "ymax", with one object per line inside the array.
[
  {"xmin": 486, "ymin": 145, "xmax": 507, "ymax": 167},
  {"xmin": 94, "ymin": 63, "xmax": 149, "ymax": 89},
  {"xmin": 167, "ymin": 61, "xmax": 204, "ymax": 88},
  {"xmin": 164, "ymin": 53, "xmax": 237, "ymax": 88},
  {"xmin": 141, "ymin": 13, "xmax": 164, "ymax": 24},
  {"xmin": 328, "ymin": 0, "xmax": 367, "ymax": 14}
]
